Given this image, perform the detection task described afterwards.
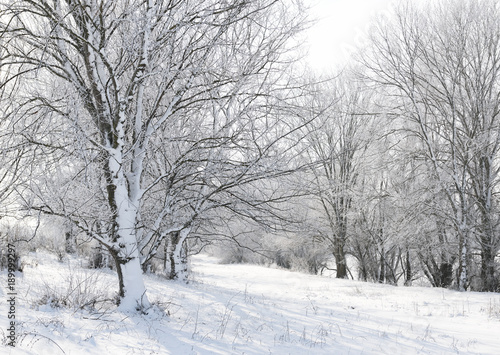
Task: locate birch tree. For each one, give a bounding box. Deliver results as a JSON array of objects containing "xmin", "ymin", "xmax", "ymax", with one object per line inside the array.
[{"xmin": 0, "ymin": 0, "xmax": 307, "ymax": 311}]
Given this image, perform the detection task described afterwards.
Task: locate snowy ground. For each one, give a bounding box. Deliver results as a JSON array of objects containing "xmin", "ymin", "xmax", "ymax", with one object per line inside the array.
[{"xmin": 1, "ymin": 252, "xmax": 500, "ymax": 354}]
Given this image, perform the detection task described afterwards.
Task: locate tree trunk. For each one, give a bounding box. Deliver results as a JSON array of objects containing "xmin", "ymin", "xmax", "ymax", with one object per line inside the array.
[
  {"xmin": 333, "ymin": 218, "xmax": 348, "ymax": 279},
  {"xmin": 378, "ymin": 246, "xmax": 385, "ymax": 284},
  {"xmin": 107, "ymin": 145, "xmax": 150, "ymax": 312},
  {"xmin": 457, "ymin": 231, "xmax": 469, "ymax": 291},
  {"xmin": 333, "ymin": 242, "xmax": 347, "ymax": 279},
  {"xmin": 110, "ymin": 232, "xmax": 150, "ymax": 311},
  {"xmin": 480, "ymin": 244, "xmax": 498, "ymax": 292},
  {"xmin": 404, "ymin": 248, "xmax": 412, "ymax": 286},
  {"xmin": 167, "ymin": 229, "xmax": 191, "ymax": 281}
]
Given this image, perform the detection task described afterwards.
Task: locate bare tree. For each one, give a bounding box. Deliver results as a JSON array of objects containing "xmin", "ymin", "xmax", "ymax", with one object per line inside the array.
[
  {"xmin": 0, "ymin": 0, "xmax": 308, "ymax": 311},
  {"xmin": 300, "ymin": 73, "xmax": 376, "ymax": 279},
  {"xmin": 0, "ymin": 51, "xmax": 28, "ymax": 219},
  {"xmin": 360, "ymin": 0, "xmax": 500, "ymax": 291}
]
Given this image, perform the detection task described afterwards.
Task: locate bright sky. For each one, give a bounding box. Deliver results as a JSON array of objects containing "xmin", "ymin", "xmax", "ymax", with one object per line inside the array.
[{"xmin": 306, "ymin": 0, "xmax": 397, "ymax": 71}]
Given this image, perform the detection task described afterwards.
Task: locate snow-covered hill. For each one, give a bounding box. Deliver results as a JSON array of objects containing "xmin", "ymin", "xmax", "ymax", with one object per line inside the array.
[{"xmin": 2, "ymin": 253, "xmax": 499, "ymax": 354}]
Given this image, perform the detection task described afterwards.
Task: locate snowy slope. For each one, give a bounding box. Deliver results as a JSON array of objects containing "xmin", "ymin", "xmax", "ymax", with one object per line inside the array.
[{"xmin": 1, "ymin": 253, "xmax": 499, "ymax": 354}]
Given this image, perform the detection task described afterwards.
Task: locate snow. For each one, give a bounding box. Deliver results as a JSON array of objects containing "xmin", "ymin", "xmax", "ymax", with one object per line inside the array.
[{"xmin": 2, "ymin": 252, "xmax": 499, "ymax": 354}]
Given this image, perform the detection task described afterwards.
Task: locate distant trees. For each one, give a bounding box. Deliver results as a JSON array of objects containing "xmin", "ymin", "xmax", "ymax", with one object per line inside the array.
[
  {"xmin": 281, "ymin": 0, "xmax": 499, "ymax": 292},
  {"xmin": 301, "ymin": 74, "xmax": 375, "ymax": 279},
  {"xmin": 0, "ymin": 0, "xmax": 309, "ymax": 311},
  {"xmin": 360, "ymin": 0, "xmax": 500, "ymax": 291}
]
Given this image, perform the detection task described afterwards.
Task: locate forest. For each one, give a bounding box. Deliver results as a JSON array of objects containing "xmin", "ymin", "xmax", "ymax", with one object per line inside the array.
[{"xmin": 0, "ymin": 0, "xmax": 499, "ymax": 317}]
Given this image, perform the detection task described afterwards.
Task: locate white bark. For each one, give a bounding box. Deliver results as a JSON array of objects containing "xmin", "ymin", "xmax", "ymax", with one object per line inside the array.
[
  {"xmin": 169, "ymin": 228, "xmax": 191, "ymax": 282},
  {"xmin": 109, "ymin": 141, "xmax": 150, "ymax": 309}
]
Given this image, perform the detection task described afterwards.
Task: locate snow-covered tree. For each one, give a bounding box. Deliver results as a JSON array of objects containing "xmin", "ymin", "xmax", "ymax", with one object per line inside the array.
[
  {"xmin": 0, "ymin": 56, "xmax": 28, "ymax": 219},
  {"xmin": 360, "ymin": 0, "xmax": 500, "ymax": 291},
  {"xmin": 0, "ymin": 0, "xmax": 308, "ymax": 311},
  {"xmin": 299, "ymin": 73, "xmax": 376, "ymax": 279}
]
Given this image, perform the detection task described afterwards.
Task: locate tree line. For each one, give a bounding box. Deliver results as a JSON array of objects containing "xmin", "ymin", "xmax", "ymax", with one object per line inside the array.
[{"xmin": 0, "ymin": 0, "xmax": 498, "ymax": 313}]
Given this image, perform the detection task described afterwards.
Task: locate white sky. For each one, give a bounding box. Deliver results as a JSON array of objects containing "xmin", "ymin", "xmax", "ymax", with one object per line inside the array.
[{"xmin": 305, "ymin": 0, "xmax": 397, "ymax": 71}]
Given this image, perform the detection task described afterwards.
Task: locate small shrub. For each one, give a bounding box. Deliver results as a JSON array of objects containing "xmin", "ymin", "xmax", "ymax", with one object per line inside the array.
[
  {"xmin": 0, "ymin": 223, "xmax": 33, "ymax": 271},
  {"xmin": 31, "ymin": 268, "xmax": 113, "ymax": 312}
]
